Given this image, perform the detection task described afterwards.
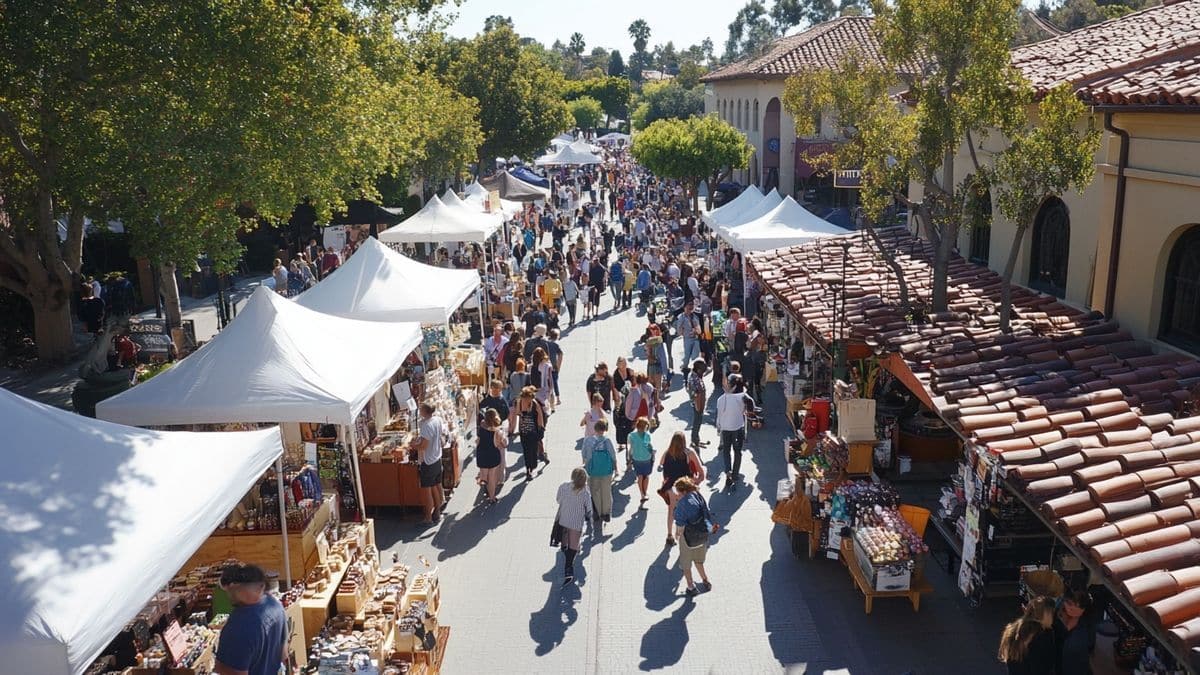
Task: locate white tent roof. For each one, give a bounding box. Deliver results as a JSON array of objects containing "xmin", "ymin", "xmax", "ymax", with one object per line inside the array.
[
  {"xmin": 378, "ymin": 195, "xmax": 501, "ymax": 244},
  {"xmin": 595, "ymin": 132, "xmax": 630, "ymax": 144},
  {"xmin": 549, "ymin": 137, "xmax": 572, "ymax": 150},
  {"xmin": 534, "ymin": 140, "xmax": 602, "ymax": 166},
  {"xmin": 0, "ymin": 388, "xmax": 283, "ymax": 675},
  {"xmin": 296, "ymin": 237, "xmax": 479, "ymax": 324},
  {"xmin": 703, "ymin": 185, "xmax": 763, "ymax": 226},
  {"xmin": 463, "ymin": 181, "xmax": 523, "ymax": 218},
  {"xmin": 441, "ymin": 188, "xmax": 502, "ymax": 225},
  {"xmin": 716, "ymin": 189, "xmax": 783, "ymax": 236},
  {"xmin": 726, "ymin": 196, "xmax": 849, "ymax": 253},
  {"xmin": 96, "ymin": 286, "xmax": 421, "ymax": 426}
]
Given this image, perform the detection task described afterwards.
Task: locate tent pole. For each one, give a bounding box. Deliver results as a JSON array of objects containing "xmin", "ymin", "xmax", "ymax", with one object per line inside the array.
[
  {"xmin": 275, "ymin": 456, "xmax": 293, "ymax": 587},
  {"xmin": 477, "ymin": 289, "xmax": 487, "ymax": 361},
  {"xmin": 346, "ymin": 424, "xmax": 367, "ymax": 522}
]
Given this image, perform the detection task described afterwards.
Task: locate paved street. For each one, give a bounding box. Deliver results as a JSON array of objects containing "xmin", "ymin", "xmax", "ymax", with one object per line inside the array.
[{"xmin": 375, "ymin": 292, "xmax": 1010, "ymax": 674}]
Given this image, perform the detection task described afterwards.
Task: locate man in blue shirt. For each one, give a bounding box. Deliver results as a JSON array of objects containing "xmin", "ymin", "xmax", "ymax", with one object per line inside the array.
[
  {"xmin": 608, "ymin": 259, "xmax": 625, "ymax": 308},
  {"xmin": 215, "ymin": 564, "xmax": 287, "ymax": 675},
  {"xmin": 635, "ymin": 264, "xmax": 653, "ymax": 311}
]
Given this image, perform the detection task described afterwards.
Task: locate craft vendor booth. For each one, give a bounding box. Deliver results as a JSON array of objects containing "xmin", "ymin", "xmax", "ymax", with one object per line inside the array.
[{"xmin": 96, "ymin": 287, "xmax": 427, "ymax": 581}]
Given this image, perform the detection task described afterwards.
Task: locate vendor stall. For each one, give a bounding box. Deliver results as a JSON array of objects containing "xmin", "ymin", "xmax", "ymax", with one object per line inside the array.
[
  {"xmin": 378, "ymin": 196, "xmax": 501, "ymax": 245},
  {"xmin": 0, "ymin": 388, "xmax": 284, "ymax": 675},
  {"xmin": 702, "ymin": 185, "xmax": 762, "ymax": 228}
]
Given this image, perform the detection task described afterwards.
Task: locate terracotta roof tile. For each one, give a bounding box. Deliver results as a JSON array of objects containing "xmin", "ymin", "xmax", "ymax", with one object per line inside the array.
[
  {"xmin": 701, "ymin": 17, "xmax": 886, "ymax": 83},
  {"xmin": 748, "ymin": 228, "xmax": 1200, "ymax": 647},
  {"xmin": 1011, "ymin": 0, "xmax": 1200, "ymax": 106}
]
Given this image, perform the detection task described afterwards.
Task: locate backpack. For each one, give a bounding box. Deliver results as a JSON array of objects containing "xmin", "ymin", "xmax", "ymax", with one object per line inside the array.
[
  {"xmin": 529, "ymin": 364, "xmax": 543, "ymax": 389},
  {"xmin": 586, "ymin": 439, "xmax": 615, "ymax": 477}
]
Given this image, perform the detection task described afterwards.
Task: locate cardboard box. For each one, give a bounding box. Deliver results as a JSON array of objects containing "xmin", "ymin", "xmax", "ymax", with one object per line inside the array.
[
  {"xmin": 837, "ymin": 398, "xmax": 876, "ymax": 442},
  {"xmin": 853, "ymin": 538, "xmax": 912, "ymax": 592}
]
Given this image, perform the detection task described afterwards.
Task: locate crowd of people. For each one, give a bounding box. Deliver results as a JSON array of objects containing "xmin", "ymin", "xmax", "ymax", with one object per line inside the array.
[{"xmin": 464, "ymin": 142, "xmax": 776, "ymax": 596}]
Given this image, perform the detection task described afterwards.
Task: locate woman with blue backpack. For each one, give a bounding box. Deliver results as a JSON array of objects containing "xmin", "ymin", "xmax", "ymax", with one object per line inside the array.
[{"xmin": 581, "ymin": 419, "xmax": 619, "ymax": 524}]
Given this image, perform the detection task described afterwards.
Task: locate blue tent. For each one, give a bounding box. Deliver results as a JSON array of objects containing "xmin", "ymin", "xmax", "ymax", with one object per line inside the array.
[{"xmin": 509, "ymin": 166, "xmax": 549, "ymax": 189}]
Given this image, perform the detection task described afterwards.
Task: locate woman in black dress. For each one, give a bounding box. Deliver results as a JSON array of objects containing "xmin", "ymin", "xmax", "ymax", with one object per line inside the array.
[
  {"xmin": 508, "ymin": 386, "xmax": 545, "ymax": 481},
  {"xmin": 612, "ymin": 356, "xmax": 635, "ymax": 460},
  {"xmin": 475, "ymin": 409, "xmax": 508, "ymax": 504}
]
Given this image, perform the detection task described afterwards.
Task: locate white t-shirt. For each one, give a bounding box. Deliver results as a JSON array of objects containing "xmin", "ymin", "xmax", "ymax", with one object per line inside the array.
[
  {"xmin": 716, "ymin": 392, "xmax": 750, "ymax": 432},
  {"xmin": 418, "ymin": 415, "xmax": 447, "ymax": 465},
  {"xmin": 667, "ymin": 263, "xmax": 680, "ymax": 280}
]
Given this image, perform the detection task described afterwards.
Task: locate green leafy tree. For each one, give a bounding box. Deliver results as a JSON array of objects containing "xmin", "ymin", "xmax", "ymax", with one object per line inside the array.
[
  {"xmin": 628, "ymin": 19, "xmax": 652, "ymax": 82},
  {"xmin": 587, "ymin": 47, "xmax": 611, "ymax": 73},
  {"xmin": 0, "ymin": 0, "xmax": 448, "ymax": 357},
  {"xmin": 632, "ymin": 115, "xmax": 753, "ymax": 211},
  {"xmin": 725, "ymin": 1, "xmax": 777, "ymax": 62},
  {"xmin": 608, "ymin": 50, "xmax": 626, "ymax": 76},
  {"xmin": 989, "ymin": 85, "xmax": 1099, "ymax": 330},
  {"xmin": 772, "ymin": 0, "xmax": 868, "ymax": 28},
  {"xmin": 564, "ymin": 77, "xmax": 633, "ymax": 126},
  {"xmin": 631, "ymin": 81, "xmax": 705, "ymax": 130},
  {"xmin": 483, "ymin": 15, "xmax": 514, "ymax": 32},
  {"xmin": 568, "ymin": 96, "xmax": 605, "ymax": 130},
  {"xmin": 783, "ymin": 0, "xmax": 1027, "ymax": 313},
  {"xmin": 654, "ymin": 42, "xmax": 680, "ymax": 74},
  {"xmin": 451, "ymin": 26, "xmax": 573, "ymax": 167},
  {"xmin": 675, "ymin": 61, "xmax": 707, "ymax": 90}
]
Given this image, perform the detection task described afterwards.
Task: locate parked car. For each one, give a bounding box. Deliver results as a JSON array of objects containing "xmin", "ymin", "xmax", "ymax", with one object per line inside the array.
[{"xmin": 711, "ymin": 182, "xmax": 743, "ymax": 207}]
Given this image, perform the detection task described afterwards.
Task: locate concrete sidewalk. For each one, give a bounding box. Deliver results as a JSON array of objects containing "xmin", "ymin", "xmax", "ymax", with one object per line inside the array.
[{"xmin": 0, "ymin": 275, "xmax": 268, "ymax": 410}]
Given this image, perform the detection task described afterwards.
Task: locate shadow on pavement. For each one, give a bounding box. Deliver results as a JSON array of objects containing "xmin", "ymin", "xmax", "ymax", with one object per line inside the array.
[
  {"xmin": 530, "ymin": 560, "xmax": 583, "ymax": 656},
  {"xmin": 642, "ymin": 547, "xmax": 681, "ymax": 612},
  {"xmin": 637, "ymin": 599, "xmax": 695, "ymax": 671},
  {"xmin": 610, "ymin": 504, "xmax": 647, "ymax": 552}
]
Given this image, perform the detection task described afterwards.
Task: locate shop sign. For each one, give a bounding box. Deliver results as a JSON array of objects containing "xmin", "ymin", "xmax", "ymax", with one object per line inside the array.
[
  {"xmin": 794, "ymin": 140, "xmax": 838, "ymax": 178},
  {"xmin": 765, "ymin": 137, "xmax": 781, "ymax": 153},
  {"xmin": 834, "ymin": 169, "xmax": 863, "ymax": 189}
]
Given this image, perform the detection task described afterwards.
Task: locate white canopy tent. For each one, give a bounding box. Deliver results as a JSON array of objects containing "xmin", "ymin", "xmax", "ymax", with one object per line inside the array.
[
  {"xmin": 441, "ymin": 187, "xmax": 502, "ymax": 225},
  {"xmin": 0, "ymin": 388, "xmax": 283, "ymax": 675},
  {"xmin": 378, "ymin": 195, "xmax": 501, "ymax": 244},
  {"xmin": 702, "ymin": 185, "xmax": 763, "ymax": 227},
  {"xmin": 296, "ymin": 237, "xmax": 480, "ymax": 324},
  {"xmin": 595, "ymin": 131, "xmax": 631, "ymax": 145},
  {"xmin": 534, "ymin": 140, "xmax": 602, "ymax": 166},
  {"xmin": 715, "ymin": 189, "xmax": 783, "ymax": 238},
  {"xmin": 463, "ymin": 181, "xmax": 523, "ymax": 218},
  {"xmin": 96, "ymin": 286, "xmax": 422, "ymax": 427},
  {"xmin": 726, "ymin": 196, "xmax": 849, "ymax": 253}
]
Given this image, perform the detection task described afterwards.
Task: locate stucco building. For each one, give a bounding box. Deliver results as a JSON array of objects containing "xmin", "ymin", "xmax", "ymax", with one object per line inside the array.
[
  {"xmin": 700, "ymin": 17, "xmax": 890, "ymax": 212},
  {"xmin": 949, "ymin": 0, "xmax": 1200, "ymax": 355}
]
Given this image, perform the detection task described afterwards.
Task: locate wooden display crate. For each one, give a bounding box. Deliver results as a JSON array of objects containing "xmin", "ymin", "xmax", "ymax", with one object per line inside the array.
[
  {"xmin": 182, "ymin": 497, "xmax": 332, "ymax": 583},
  {"xmin": 846, "ymin": 441, "xmax": 874, "ymax": 476},
  {"xmin": 298, "ymin": 562, "xmax": 349, "ymax": 647}
]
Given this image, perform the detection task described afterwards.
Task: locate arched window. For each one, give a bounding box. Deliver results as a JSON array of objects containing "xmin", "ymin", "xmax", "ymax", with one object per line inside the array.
[
  {"xmin": 1029, "ymin": 196, "xmax": 1070, "ymax": 298},
  {"xmin": 966, "ymin": 179, "xmax": 993, "ymax": 265},
  {"xmin": 737, "ymin": 100, "xmax": 743, "ymax": 129},
  {"xmin": 720, "ymin": 99, "xmax": 725, "ymax": 120},
  {"xmin": 1161, "ymin": 226, "xmax": 1200, "ymax": 353},
  {"xmin": 753, "ymin": 100, "xmax": 759, "ymax": 131}
]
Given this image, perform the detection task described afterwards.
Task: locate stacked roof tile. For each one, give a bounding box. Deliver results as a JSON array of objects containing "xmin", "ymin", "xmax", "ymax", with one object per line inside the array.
[
  {"xmin": 700, "ymin": 17, "xmax": 886, "ymax": 83},
  {"xmin": 1012, "ymin": 0, "xmax": 1200, "ymax": 106},
  {"xmin": 750, "ymin": 229, "xmax": 1200, "ymax": 657}
]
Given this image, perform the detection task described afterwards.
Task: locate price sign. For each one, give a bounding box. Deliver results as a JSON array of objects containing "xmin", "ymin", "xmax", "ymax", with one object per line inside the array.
[{"xmin": 162, "ymin": 620, "xmax": 189, "ymax": 666}]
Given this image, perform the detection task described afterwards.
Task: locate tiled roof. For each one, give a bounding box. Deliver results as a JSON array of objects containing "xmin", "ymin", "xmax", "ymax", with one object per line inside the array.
[
  {"xmin": 750, "ymin": 230, "xmax": 1200, "ymax": 657},
  {"xmin": 1011, "ymin": 0, "xmax": 1200, "ymax": 106},
  {"xmin": 701, "ymin": 17, "xmax": 886, "ymax": 83}
]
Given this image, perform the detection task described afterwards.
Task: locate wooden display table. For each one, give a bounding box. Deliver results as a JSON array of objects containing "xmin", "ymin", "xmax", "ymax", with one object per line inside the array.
[
  {"xmin": 840, "ymin": 539, "xmax": 932, "ymax": 614},
  {"xmin": 360, "ymin": 445, "xmax": 461, "ymax": 510},
  {"xmin": 183, "ymin": 497, "xmax": 332, "ymax": 582}
]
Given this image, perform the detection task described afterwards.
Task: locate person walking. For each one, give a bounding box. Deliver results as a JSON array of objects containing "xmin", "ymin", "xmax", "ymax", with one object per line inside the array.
[
  {"xmin": 998, "ymin": 596, "xmax": 1057, "ymax": 675},
  {"xmin": 613, "ymin": 357, "xmax": 635, "ymax": 456},
  {"xmin": 271, "ymin": 258, "xmax": 289, "ymax": 296},
  {"xmin": 587, "ymin": 258, "xmax": 605, "ymax": 318},
  {"xmin": 675, "ymin": 300, "xmax": 702, "ymax": 370},
  {"xmin": 509, "ymin": 386, "xmax": 546, "ymax": 480},
  {"xmin": 716, "ymin": 374, "xmax": 753, "ymax": 491},
  {"xmin": 657, "ymin": 432, "xmax": 704, "ymax": 546},
  {"xmin": 636, "ymin": 263, "xmax": 653, "ymax": 311},
  {"xmin": 411, "ymin": 402, "xmax": 447, "ymax": 524},
  {"xmin": 214, "ymin": 563, "xmax": 288, "ymax": 675},
  {"xmin": 608, "ymin": 257, "xmax": 625, "ymax": 309},
  {"xmin": 476, "ymin": 409, "xmax": 509, "ymax": 504},
  {"xmin": 1054, "ymin": 590, "xmax": 1095, "ymax": 675},
  {"xmin": 687, "ymin": 359, "xmax": 710, "ymax": 452},
  {"xmin": 484, "ymin": 324, "xmax": 509, "ymax": 380},
  {"xmin": 629, "ymin": 417, "xmax": 655, "ymax": 507},
  {"xmin": 585, "ymin": 362, "xmax": 614, "ymax": 412},
  {"xmin": 673, "ymin": 477, "xmax": 718, "ymax": 597},
  {"xmin": 547, "ymin": 329, "xmax": 564, "ymax": 407},
  {"xmin": 530, "ymin": 347, "xmax": 554, "ymax": 412},
  {"xmin": 507, "ymin": 358, "xmax": 530, "ymax": 405},
  {"xmin": 555, "ymin": 467, "xmax": 593, "ymax": 586},
  {"xmin": 582, "ymin": 419, "xmax": 618, "ymax": 523},
  {"xmin": 562, "ymin": 272, "xmax": 580, "ymax": 326},
  {"xmin": 580, "ymin": 393, "xmax": 607, "ymax": 438},
  {"xmin": 624, "ymin": 372, "xmax": 660, "ymax": 429},
  {"xmin": 643, "ymin": 324, "xmax": 667, "ymax": 394},
  {"xmin": 478, "ymin": 379, "xmax": 510, "ymax": 432}
]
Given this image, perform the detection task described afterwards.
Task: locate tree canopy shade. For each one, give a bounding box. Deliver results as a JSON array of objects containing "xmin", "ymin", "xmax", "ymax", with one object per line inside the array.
[
  {"xmin": 563, "ymin": 76, "xmax": 632, "ymax": 125},
  {"xmin": 783, "ymin": 0, "xmax": 1028, "ymax": 313},
  {"xmin": 0, "ymin": 0, "xmax": 467, "ymax": 359},
  {"xmin": 632, "ymin": 115, "xmax": 752, "ymax": 211},
  {"xmin": 568, "ymin": 97, "xmax": 605, "ymax": 130},
  {"xmin": 631, "ymin": 81, "xmax": 705, "ymax": 130},
  {"xmin": 450, "ymin": 26, "xmax": 573, "ymax": 167}
]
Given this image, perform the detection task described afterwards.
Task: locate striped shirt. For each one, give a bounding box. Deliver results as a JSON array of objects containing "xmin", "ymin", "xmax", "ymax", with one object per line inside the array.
[{"xmin": 556, "ymin": 483, "xmax": 593, "ymax": 531}]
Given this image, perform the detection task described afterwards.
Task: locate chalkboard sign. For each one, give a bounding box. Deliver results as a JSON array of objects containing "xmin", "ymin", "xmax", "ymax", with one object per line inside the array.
[{"xmin": 127, "ymin": 318, "xmax": 173, "ymax": 363}]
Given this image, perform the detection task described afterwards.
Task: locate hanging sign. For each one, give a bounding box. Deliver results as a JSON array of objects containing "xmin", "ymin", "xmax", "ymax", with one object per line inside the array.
[
  {"xmin": 766, "ymin": 138, "xmax": 781, "ymax": 153},
  {"xmin": 834, "ymin": 169, "xmax": 863, "ymax": 189}
]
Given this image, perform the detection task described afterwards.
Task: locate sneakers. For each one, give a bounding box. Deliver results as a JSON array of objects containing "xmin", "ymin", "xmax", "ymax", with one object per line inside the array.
[
  {"xmin": 685, "ymin": 585, "xmax": 699, "ymax": 597},
  {"xmin": 602, "ymin": 514, "xmax": 611, "ymax": 523},
  {"xmin": 724, "ymin": 473, "xmax": 734, "ymax": 490}
]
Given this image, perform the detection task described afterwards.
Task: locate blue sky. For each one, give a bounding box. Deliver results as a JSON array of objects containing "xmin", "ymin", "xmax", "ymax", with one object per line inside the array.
[{"xmin": 443, "ymin": 0, "xmax": 747, "ymax": 56}]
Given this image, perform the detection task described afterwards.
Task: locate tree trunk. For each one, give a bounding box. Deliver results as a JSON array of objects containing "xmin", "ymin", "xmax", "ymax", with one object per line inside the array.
[
  {"xmin": 159, "ymin": 262, "xmax": 183, "ymax": 327},
  {"xmin": 31, "ymin": 292, "xmax": 75, "ymax": 363},
  {"xmin": 865, "ymin": 225, "xmax": 910, "ymax": 310},
  {"xmin": 930, "ymin": 148, "xmax": 957, "ymax": 313},
  {"xmin": 999, "ymin": 222, "xmax": 1028, "ymax": 333}
]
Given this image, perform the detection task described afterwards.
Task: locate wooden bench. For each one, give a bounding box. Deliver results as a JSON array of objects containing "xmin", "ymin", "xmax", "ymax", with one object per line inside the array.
[{"xmin": 840, "ymin": 539, "xmax": 933, "ymax": 614}]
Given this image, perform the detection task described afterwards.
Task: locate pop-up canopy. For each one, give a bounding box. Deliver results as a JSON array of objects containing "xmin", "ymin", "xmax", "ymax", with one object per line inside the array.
[
  {"xmin": 296, "ymin": 237, "xmax": 479, "ymax": 324},
  {"xmin": 595, "ymin": 131, "xmax": 631, "ymax": 145},
  {"xmin": 0, "ymin": 388, "xmax": 283, "ymax": 675},
  {"xmin": 463, "ymin": 181, "xmax": 523, "ymax": 217},
  {"xmin": 716, "ymin": 189, "xmax": 783, "ymax": 236},
  {"xmin": 440, "ymin": 188, "xmax": 503, "ymax": 226},
  {"xmin": 378, "ymin": 195, "xmax": 501, "ymax": 244},
  {"xmin": 703, "ymin": 185, "xmax": 762, "ymax": 226},
  {"xmin": 726, "ymin": 196, "xmax": 848, "ymax": 253},
  {"xmin": 508, "ymin": 166, "xmax": 549, "ymax": 189},
  {"xmin": 534, "ymin": 140, "xmax": 602, "ymax": 166},
  {"xmin": 96, "ymin": 286, "xmax": 421, "ymax": 426},
  {"xmin": 478, "ymin": 171, "xmax": 551, "ymax": 202}
]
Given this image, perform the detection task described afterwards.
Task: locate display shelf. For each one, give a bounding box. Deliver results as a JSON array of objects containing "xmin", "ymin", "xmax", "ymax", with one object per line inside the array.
[
  {"xmin": 840, "ymin": 539, "xmax": 932, "ymax": 614},
  {"xmin": 183, "ymin": 496, "xmax": 332, "ymax": 582},
  {"xmin": 298, "ymin": 561, "xmax": 350, "ymax": 646}
]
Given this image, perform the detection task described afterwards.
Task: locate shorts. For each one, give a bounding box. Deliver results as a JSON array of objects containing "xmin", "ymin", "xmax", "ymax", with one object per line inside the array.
[
  {"xmin": 633, "ymin": 459, "xmax": 653, "ymax": 477},
  {"xmin": 418, "ymin": 461, "xmax": 444, "ymax": 488},
  {"xmin": 677, "ymin": 540, "xmax": 708, "ymax": 568},
  {"xmin": 647, "ymin": 362, "xmax": 663, "ymax": 376}
]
